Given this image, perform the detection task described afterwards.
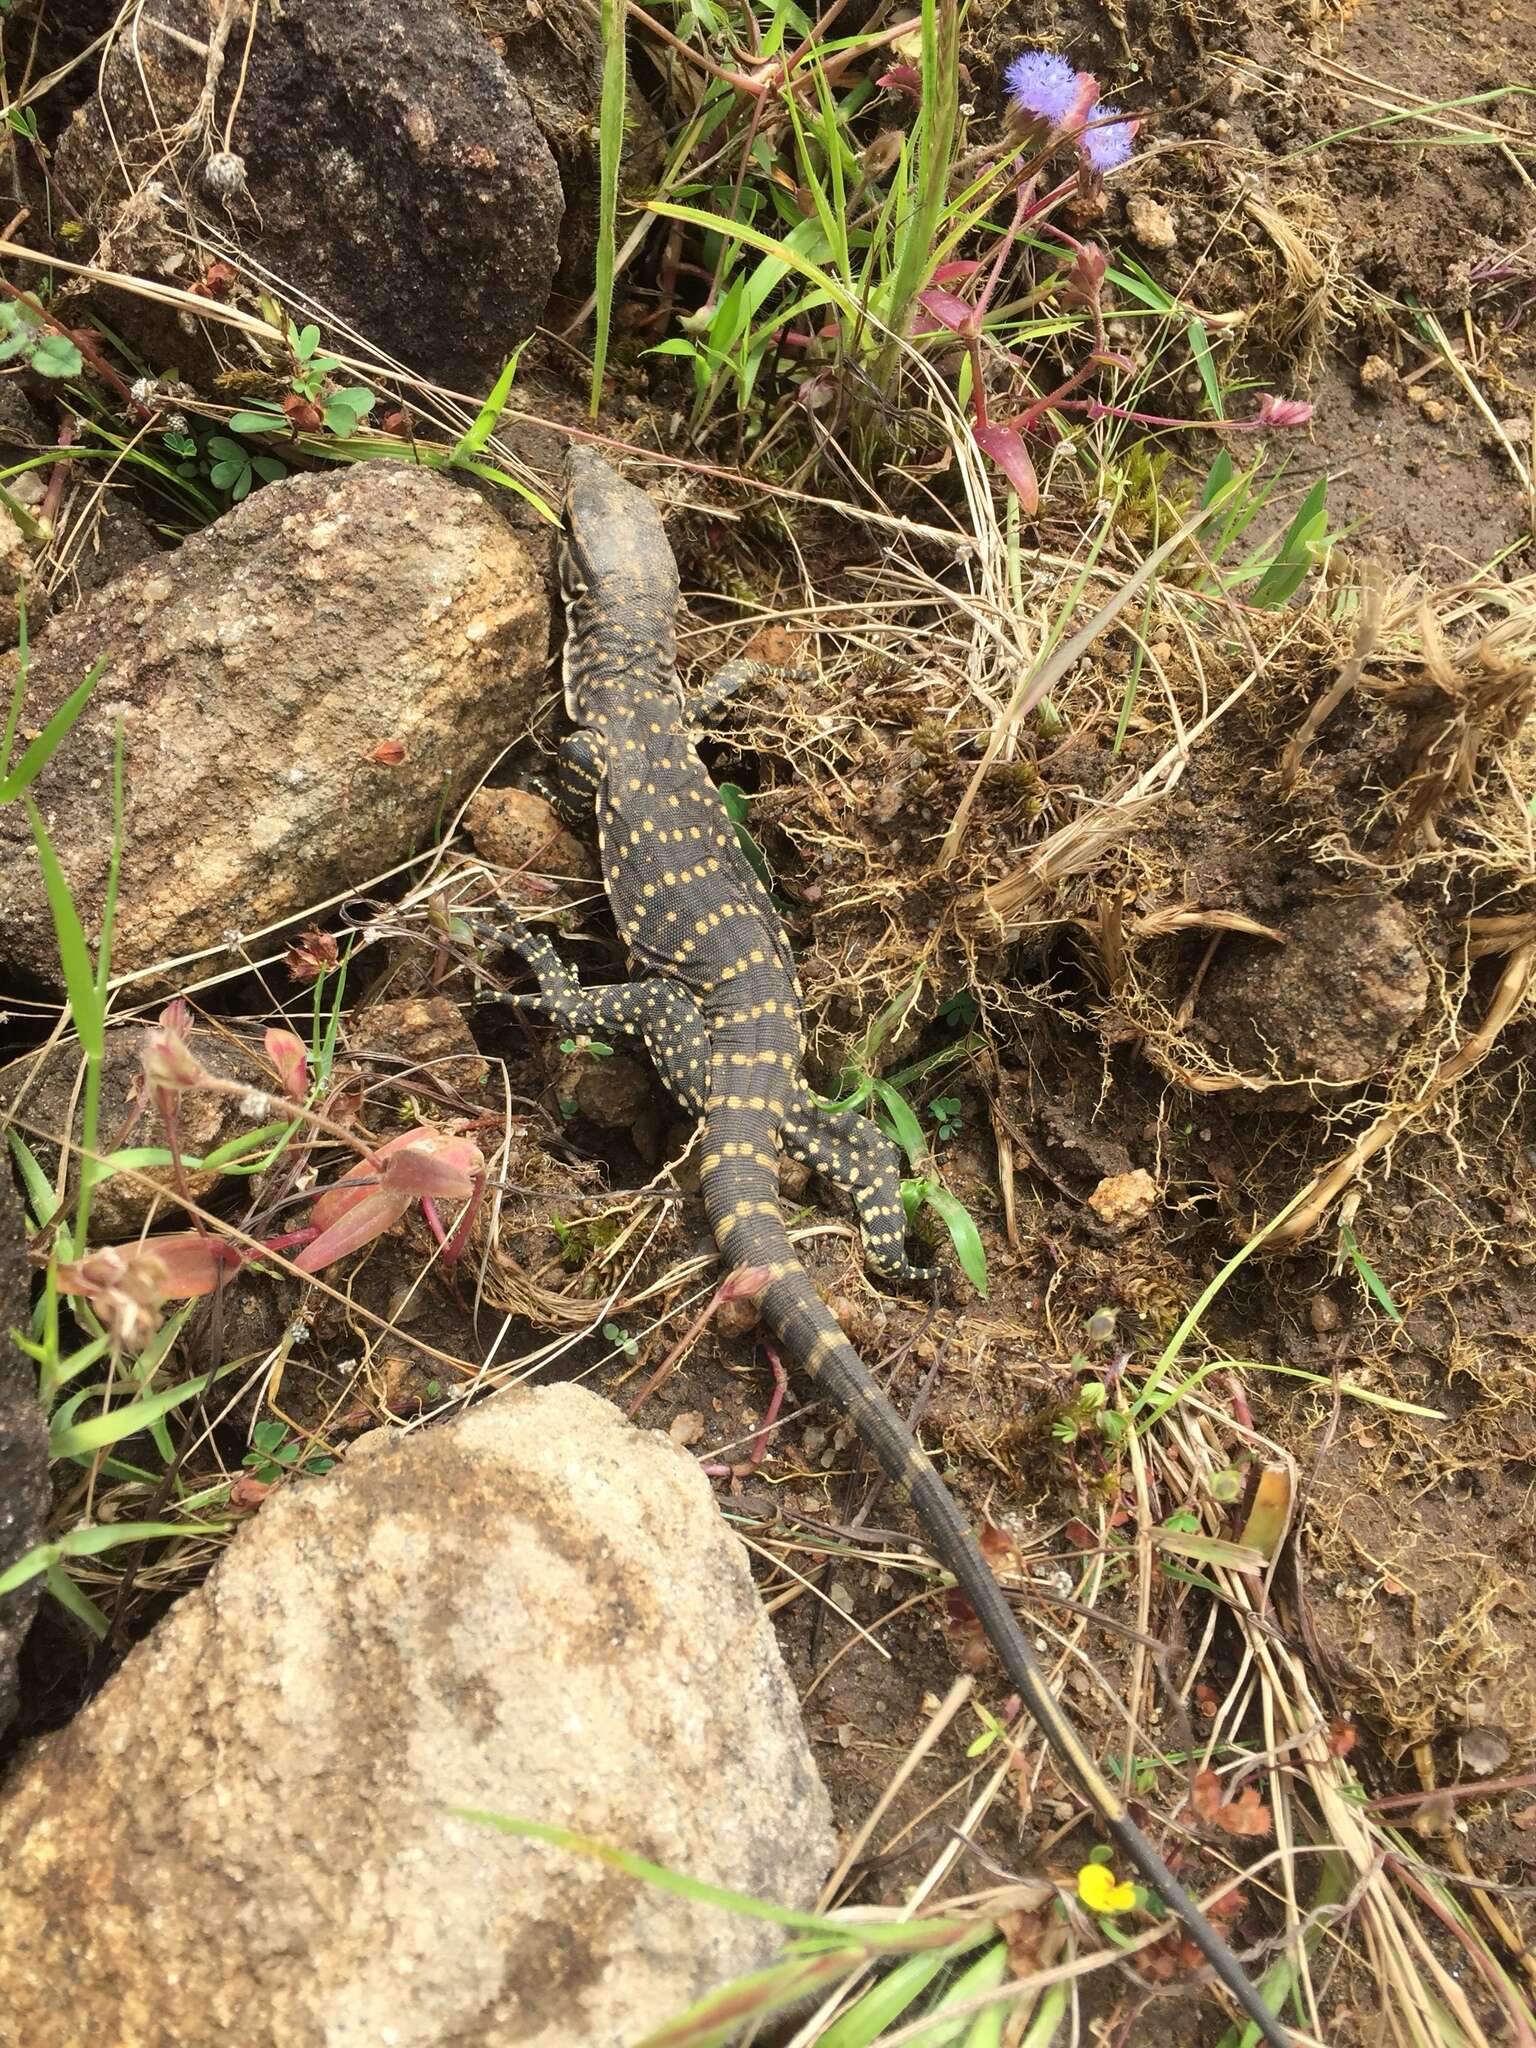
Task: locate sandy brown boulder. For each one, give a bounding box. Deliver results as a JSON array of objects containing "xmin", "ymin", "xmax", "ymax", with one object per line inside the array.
[
  {"xmin": 0, "ymin": 1384, "xmax": 834, "ymax": 2048},
  {"xmin": 55, "ymin": 0, "xmax": 566, "ymax": 393},
  {"xmin": 0, "ymin": 465, "xmax": 547, "ymax": 989}
]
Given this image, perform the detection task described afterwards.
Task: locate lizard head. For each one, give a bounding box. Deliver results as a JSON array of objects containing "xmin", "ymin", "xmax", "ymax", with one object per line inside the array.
[{"xmin": 560, "ymin": 446, "xmax": 680, "ymax": 614}]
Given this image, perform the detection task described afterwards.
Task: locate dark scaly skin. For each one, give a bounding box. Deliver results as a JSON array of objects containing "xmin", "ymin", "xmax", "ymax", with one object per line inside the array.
[{"xmin": 480, "ymin": 445, "xmax": 1287, "ymax": 2048}]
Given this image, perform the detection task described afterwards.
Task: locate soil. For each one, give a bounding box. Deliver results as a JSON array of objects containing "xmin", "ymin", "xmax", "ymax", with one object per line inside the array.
[{"xmin": 3, "ymin": 0, "xmax": 1535, "ymax": 2041}]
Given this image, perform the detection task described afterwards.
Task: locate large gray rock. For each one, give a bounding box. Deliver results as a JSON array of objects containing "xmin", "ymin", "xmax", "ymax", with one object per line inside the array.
[
  {"xmin": 0, "ymin": 464, "xmax": 547, "ymax": 988},
  {"xmin": 56, "ymin": 0, "xmax": 567, "ymax": 393},
  {"xmin": 0, "ymin": 1174, "xmax": 46, "ymax": 1738},
  {"xmin": 0, "ymin": 1384, "xmax": 834, "ymax": 2048}
]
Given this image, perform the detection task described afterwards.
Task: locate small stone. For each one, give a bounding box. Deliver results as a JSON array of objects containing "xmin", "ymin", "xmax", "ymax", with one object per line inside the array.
[
  {"xmin": 1086, "ymin": 1168, "xmax": 1159, "ymax": 1234},
  {"xmin": 1309, "ymin": 1294, "xmax": 1342, "ymax": 1334},
  {"xmin": 1126, "ymin": 195, "xmax": 1178, "ymax": 251},
  {"xmin": 1358, "ymin": 353, "xmax": 1395, "ymax": 392},
  {"xmin": 572, "ymin": 1051, "xmax": 655, "ymax": 1128},
  {"xmin": 464, "ymin": 788, "xmax": 597, "ymax": 887},
  {"xmin": 714, "ymin": 1294, "xmax": 761, "ymax": 1342},
  {"xmin": 1421, "ymin": 398, "xmax": 1448, "ymax": 424},
  {"xmin": 345, "ymin": 995, "xmax": 488, "ymax": 1095}
]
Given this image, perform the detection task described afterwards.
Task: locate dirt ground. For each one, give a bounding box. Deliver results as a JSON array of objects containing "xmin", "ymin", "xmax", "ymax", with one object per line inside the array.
[{"xmin": 4, "ymin": 0, "xmax": 1535, "ymax": 2038}]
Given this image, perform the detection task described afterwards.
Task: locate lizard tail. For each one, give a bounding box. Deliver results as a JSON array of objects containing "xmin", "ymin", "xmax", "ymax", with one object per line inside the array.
[{"xmin": 712, "ymin": 1182, "xmax": 1286, "ymax": 2047}]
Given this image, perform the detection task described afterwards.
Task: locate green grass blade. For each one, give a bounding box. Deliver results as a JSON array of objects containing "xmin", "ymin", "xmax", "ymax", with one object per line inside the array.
[
  {"xmin": 871, "ymin": 1078, "xmax": 927, "ymax": 1169},
  {"xmin": 451, "ymin": 345, "xmax": 529, "ymax": 463},
  {"xmin": 915, "ymin": 1183, "xmax": 988, "ymax": 1296},
  {"xmin": 49, "ymin": 1372, "xmax": 210, "ymax": 1459},
  {"xmin": 1338, "ymin": 1222, "xmax": 1403, "ymax": 1322},
  {"xmin": 0, "ymin": 589, "xmax": 30, "ymax": 776},
  {"xmin": 0, "ymin": 1516, "xmax": 230, "ymax": 1598},
  {"xmin": 1185, "ymin": 317, "xmax": 1221, "ymax": 415},
  {"xmin": 636, "ymin": 1952, "xmax": 869, "ymax": 2048},
  {"xmin": 818, "ymin": 1949, "xmax": 957, "ymax": 2048},
  {"xmin": 25, "ymin": 798, "xmax": 103, "ymax": 1060},
  {"xmin": 647, "ymin": 200, "xmax": 868, "ymax": 326},
  {"xmin": 6, "ymin": 1129, "xmax": 60, "ymax": 1227},
  {"xmin": 43, "ymin": 1559, "xmax": 109, "ymax": 1636},
  {"xmin": 590, "ymin": 0, "xmax": 628, "ymax": 416},
  {"xmin": 878, "ymin": 0, "xmax": 958, "ymax": 357}
]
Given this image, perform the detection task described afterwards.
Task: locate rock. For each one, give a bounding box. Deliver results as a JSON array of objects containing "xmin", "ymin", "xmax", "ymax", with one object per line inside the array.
[
  {"xmin": 466, "ymin": 785, "xmax": 599, "ymax": 887},
  {"xmin": 1196, "ymin": 894, "xmax": 1429, "ymax": 1090},
  {"xmin": 445, "ymin": 0, "xmax": 661, "ymax": 299},
  {"xmin": 0, "ymin": 1175, "xmax": 47, "ymax": 1738},
  {"xmin": 55, "ymin": 0, "xmax": 567, "ymax": 392},
  {"xmin": 572, "ymin": 1050, "xmax": 658, "ymax": 1128},
  {"xmin": 0, "ymin": 1023, "xmax": 266, "ymax": 1241},
  {"xmin": 0, "ymin": 1384, "xmax": 833, "ymax": 2047},
  {"xmin": 0, "ymin": 465, "xmax": 547, "ymax": 990},
  {"xmin": 1358, "ymin": 352, "xmax": 1396, "ymax": 393},
  {"xmin": 1086, "ymin": 1168, "xmax": 1158, "ymax": 1235},
  {"xmin": 344, "ymin": 995, "xmax": 489, "ymax": 1097},
  {"xmin": 1125, "ymin": 195, "xmax": 1178, "ymax": 251}
]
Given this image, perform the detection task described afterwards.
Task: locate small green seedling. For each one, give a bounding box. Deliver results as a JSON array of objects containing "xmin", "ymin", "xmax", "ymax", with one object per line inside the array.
[
  {"xmin": 603, "ymin": 1321, "xmax": 640, "ymax": 1360},
  {"xmin": 227, "ymin": 322, "xmax": 376, "ymax": 441},
  {"xmin": 0, "ymin": 298, "xmax": 81, "ymax": 379},
  {"xmin": 205, "ymin": 433, "xmax": 286, "ymax": 503},
  {"xmin": 242, "ymin": 1419, "xmax": 335, "ymax": 1484},
  {"xmin": 929, "ymin": 1094, "xmax": 964, "ymax": 1142}
]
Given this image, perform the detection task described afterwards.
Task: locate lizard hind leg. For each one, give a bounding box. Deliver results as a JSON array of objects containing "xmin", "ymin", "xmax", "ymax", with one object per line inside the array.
[
  {"xmin": 687, "ymin": 654, "xmax": 813, "ymax": 728},
  {"xmin": 781, "ymin": 1096, "xmax": 940, "ymax": 1286}
]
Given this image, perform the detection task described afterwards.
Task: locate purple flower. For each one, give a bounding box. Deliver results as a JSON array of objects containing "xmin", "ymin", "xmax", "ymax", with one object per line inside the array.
[
  {"xmin": 1004, "ymin": 49, "xmax": 1083, "ymax": 128},
  {"xmin": 1081, "ymin": 102, "xmax": 1137, "ymax": 172}
]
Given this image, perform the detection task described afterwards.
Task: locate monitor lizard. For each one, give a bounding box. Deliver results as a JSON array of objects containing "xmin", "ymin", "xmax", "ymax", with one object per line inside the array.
[{"xmin": 475, "ymin": 444, "xmax": 1287, "ymax": 2046}]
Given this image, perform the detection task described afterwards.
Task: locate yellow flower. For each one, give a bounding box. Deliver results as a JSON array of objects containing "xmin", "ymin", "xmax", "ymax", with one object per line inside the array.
[{"xmin": 1076, "ymin": 1862, "xmax": 1136, "ymax": 1914}]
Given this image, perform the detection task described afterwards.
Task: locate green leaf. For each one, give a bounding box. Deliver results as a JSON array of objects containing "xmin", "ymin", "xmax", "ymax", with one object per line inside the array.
[
  {"xmin": 49, "ymin": 1372, "xmax": 210, "ymax": 1458},
  {"xmin": 1152, "ymin": 1526, "xmax": 1267, "ymax": 1572},
  {"xmin": 323, "ymin": 398, "xmax": 363, "ymax": 438},
  {"xmin": 871, "ymin": 1079, "xmax": 927, "ymax": 1170},
  {"xmin": 1186, "ymin": 317, "xmax": 1221, "ymax": 414},
  {"xmin": 226, "ymin": 409, "xmax": 284, "ymax": 435},
  {"xmin": 1338, "ymin": 1221, "xmax": 1403, "ymax": 1322},
  {"xmin": 0, "ymin": 655, "xmax": 106, "ymax": 803},
  {"xmin": 293, "ymin": 323, "xmax": 321, "ymax": 360},
  {"xmin": 29, "ymin": 332, "xmax": 84, "ymax": 378},
  {"xmin": 43, "ymin": 1560, "xmax": 108, "ymax": 1636},
  {"xmin": 452, "ymin": 350, "xmax": 527, "ymax": 463},
  {"xmin": 25, "ymin": 799, "xmax": 103, "ymax": 1059},
  {"xmin": 6, "ymin": 1129, "xmax": 59, "ymax": 1227},
  {"xmin": 817, "ymin": 1949, "xmax": 953, "ymax": 2048},
  {"xmin": 915, "ymin": 1183, "xmax": 988, "ymax": 1296},
  {"xmin": 0, "ymin": 1517, "xmax": 228, "ymax": 1597},
  {"xmin": 251, "ymin": 455, "xmax": 287, "ymax": 484},
  {"xmin": 590, "ymin": 0, "xmax": 627, "ymax": 415},
  {"xmin": 716, "ymin": 782, "xmax": 774, "ymax": 889}
]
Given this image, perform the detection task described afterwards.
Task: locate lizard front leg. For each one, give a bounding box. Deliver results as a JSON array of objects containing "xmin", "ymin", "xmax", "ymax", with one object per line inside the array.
[{"xmin": 473, "ymin": 911, "xmax": 713, "ymax": 1116}]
